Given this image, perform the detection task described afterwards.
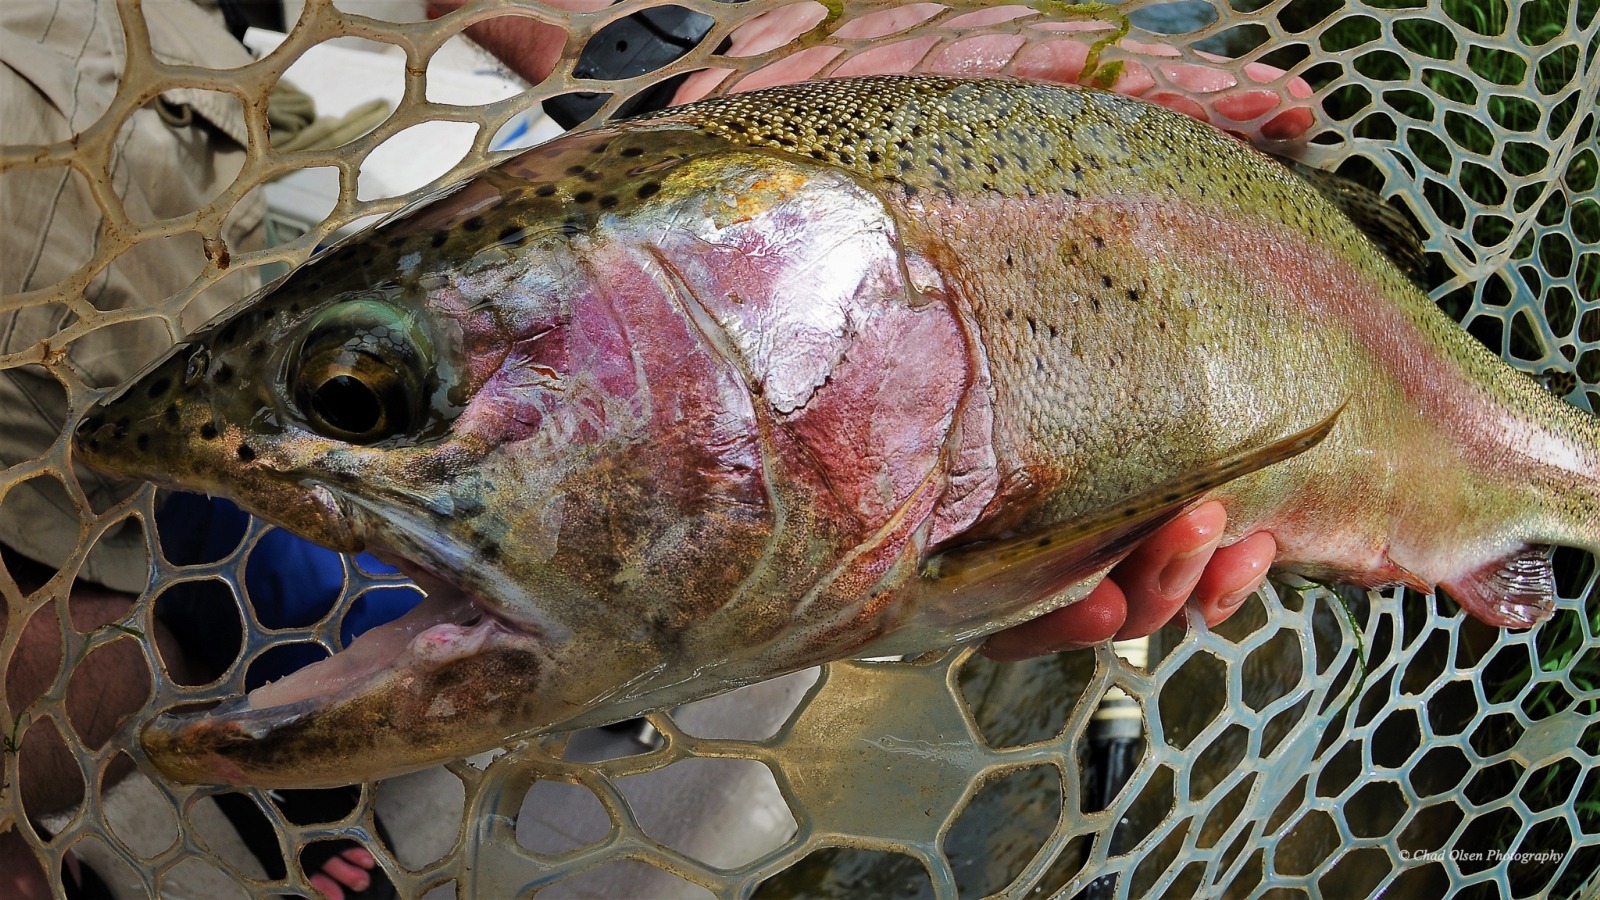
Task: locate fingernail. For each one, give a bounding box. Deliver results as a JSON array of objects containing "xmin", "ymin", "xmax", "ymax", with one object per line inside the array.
[{"xmin": 1158, "ymin": 546, "xmax": 1212, "ymax": 600}]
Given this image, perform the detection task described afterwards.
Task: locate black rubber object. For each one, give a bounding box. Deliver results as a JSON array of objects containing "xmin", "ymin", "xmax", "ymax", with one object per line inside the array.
[{"xmin": 543, "ymin": 3, "xmax": 718, "ymax": 128}]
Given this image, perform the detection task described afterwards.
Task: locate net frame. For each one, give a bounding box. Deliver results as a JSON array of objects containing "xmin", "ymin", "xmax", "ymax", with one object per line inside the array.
[{"xmin": 1, "ymin": 0, "xmax": 1596, "ymax": 897}]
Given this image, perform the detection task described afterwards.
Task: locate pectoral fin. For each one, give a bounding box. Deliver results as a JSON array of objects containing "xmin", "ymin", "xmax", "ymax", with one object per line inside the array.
[{"xmin": 922, "ymin": 406, "xmax": 1342, "ymax": 601}]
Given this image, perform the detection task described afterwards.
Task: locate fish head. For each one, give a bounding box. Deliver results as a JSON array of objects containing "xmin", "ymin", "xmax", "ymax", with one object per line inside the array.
[{"xmin": 72, "ymin": 123, "xmax": 973, "ymax": 785}]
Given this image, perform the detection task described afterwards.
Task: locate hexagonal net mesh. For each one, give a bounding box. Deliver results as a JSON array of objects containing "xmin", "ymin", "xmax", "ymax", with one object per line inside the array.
[{"xmin": 0, "ymin": 0, "xmax": 1596, "ymax": 897}]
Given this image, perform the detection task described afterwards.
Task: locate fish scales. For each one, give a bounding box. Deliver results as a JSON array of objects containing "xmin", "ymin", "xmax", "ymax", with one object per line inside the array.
[
  {"xmin": 73, "ymin": 76, "xmax": 1600, "ymax": 786},
  {"xmin": 647, "ymin": 76, "xmax": 1597, "ymax": 576}
]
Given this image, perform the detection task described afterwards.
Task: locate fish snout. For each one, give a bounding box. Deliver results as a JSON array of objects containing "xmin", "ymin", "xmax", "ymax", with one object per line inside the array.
[{"xmin": 71, "ymin": 344, "xmax": 227, "ymax": 481}]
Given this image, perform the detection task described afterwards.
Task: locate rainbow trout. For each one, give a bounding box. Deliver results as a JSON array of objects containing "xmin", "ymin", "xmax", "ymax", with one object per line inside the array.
[{"xmin": 75, "ymin": 77, "xmax": 1599, "ymax": 787}]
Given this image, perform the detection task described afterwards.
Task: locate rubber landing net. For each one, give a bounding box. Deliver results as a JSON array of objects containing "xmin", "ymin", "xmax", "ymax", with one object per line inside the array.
[{"xmin": 1, "ymin": 0, "xmax": 1596, "ymax": 897}]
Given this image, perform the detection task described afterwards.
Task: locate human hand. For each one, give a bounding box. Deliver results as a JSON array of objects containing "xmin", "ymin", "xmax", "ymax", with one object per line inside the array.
[
  {"xmin": 426, "ymin": 1, "xmax": 1314, "ymax": 141},
  {"xmin": 981, "ymin": 502, "xmax": 1277, "ymax": 661},
  {"xmin": 669, "ymin": 3, "xmax": 1314, "ymax": 140}
]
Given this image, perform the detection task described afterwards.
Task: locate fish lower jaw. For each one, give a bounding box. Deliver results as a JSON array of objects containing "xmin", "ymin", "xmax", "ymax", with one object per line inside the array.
[{"xmin": 244, "ymin": 587, "xmax": 513, "ymax": 711}]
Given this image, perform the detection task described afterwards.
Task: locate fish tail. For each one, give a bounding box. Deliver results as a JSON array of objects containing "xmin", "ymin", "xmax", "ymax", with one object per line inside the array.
[{"xmin": 1441, "ymin": 393, "xmax": 1599, "ymax": 629}]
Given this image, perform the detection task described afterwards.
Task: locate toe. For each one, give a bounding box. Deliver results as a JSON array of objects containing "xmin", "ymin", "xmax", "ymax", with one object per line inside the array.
[
  {"xmin": 310, "ymin": 872, "xmax": 346, "ymax": 900},
  {"xmin": 320, "ymin": 855, "xmax": 371, "ymax": 893}
]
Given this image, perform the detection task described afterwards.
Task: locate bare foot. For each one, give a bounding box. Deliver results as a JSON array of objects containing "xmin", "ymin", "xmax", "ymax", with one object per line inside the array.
[{"xmin": 308, "ymin": 846, "xmax": 378, "ymax": 900}]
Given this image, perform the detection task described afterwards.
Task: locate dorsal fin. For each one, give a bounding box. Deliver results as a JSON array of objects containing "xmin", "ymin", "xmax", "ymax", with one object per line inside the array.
[
  {"xmin": 1277, "ymin": 158, "xmax": 1429, "ymax": 286},
  {"xmin": 922, "ymin": 405, "xmax": 1343, "ymax": 594}
]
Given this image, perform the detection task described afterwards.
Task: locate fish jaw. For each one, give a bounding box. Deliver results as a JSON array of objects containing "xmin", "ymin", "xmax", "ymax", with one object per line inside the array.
[{"xmin": 139, "ymin": 585, "xmax": 561, "ymax": 786}]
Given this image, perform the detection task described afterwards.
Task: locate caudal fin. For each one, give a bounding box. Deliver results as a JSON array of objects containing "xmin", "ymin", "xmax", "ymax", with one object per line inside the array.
[{"xmin": 1441, "ymin": 547, "xmax": 1558, "ymax": 628}]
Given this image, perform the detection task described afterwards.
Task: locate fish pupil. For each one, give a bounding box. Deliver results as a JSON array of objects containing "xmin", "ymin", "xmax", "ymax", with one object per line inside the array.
[{"xmin": 312, "ymin": 374, "xmax": 383, "ymax": 436}]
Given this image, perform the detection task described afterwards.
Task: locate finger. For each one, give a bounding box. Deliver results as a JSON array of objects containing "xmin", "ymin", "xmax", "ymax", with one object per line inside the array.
[
  {"xmin": 980, "ymin": 577, "xmax": 1127, "ymax": 661},
  {"xmin": 1112, "ymin": 501, "xmax": 1227, "ymax": 640},
  {"xmin": 1192, "ymin": 531, "xmax": 1276, "ymax": 627},
  {"xmin": 928, "ymin": 34, "xmax": 1029, "ymax": 76},
  {"xmin": 340, "ymin": 847, "xmax": 376, "ymax": 869},
  {"xmin": 309, "ymin": 873, "xmax": 345, "ymax": 900},
  {"xmin": 319, "ymin": 855, "xmax": 371, "ymax": 893},
  {"xmin": 836, "ymin": 3, "xmax": 948, "ymax": 38}
]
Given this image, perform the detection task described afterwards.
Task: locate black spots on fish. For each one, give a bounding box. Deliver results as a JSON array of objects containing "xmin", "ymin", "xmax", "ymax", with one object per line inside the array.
[
  {"xmin": 430, "ymin": 231, "xmax": 449, "ymax": 248},
  {"xmin": 1123, "ymin": 506, "xmax": 1138, "ymax": 518},
  {"xmin": 481, "ymin": 541, "xmax": 501, "ymax": 563},
  {"xmin": 1003, "ymin": 307, "xmax": 1015, "ymax": 321},
  {"xmin": 1091, "ymin": 235, "xmax": 1105, "ymax": 250},
  {"xmin": 199, "ymin": 423, "xmax": 219, "ymax": 441},
  {"xmin": 289, "ymin": 302, "xmax": 302, "ymax": 315},
  {"xmin": 1127, "ymin": 287, "xmax": 1142, "ymax": 303},
  {"xmin": 636, "ymin": 182, "xmax": 661, "ymax": 200},
  {"xmin": 565, "ymin": 165, "xmax": 587, "ymax": 177},
  {"xmin": 236, "ymin": 444, "xmax": 256, "ymax": 463},
  {"xmin": 1004, "ymin": 251, "xmax": 1013, "ymax": 268},
  {"xmin": 497, "ymin": 226, "xmax": 530, "ymax": 248},
  {"xmin": 589, "ymin": 141, "xmax": 610, "ymax": 155},
  {"xmin": 1026, "ymin": 316, "xmax": 1038, "ymax": 337},
  {"xmin": 573, "ymin": 190, "xmax": 597, "ymax": 205},
  {"xmin": 136, "ymin": 433, "xmax": 149, "ymax": 452},
  {"xmin": 865, "ymin": 150, "xmax": 881, "ymax": 165},
  {"xmin": 535, "ymin": 184, "xmax": 558, "ymax": 198},
  {"xmin": 164, "ymin": 404, "xmax": 179, "ymax": 426},
  {"xmin": 144, "ymin": 376, "xmax": 172, "ymax": 399},
  {"xmin": 1101, "ymin": 274, "xmax": 1114, "ymax": 289},
  {"xmin": 1047, "ymin": 323, "xmax": 1059, "ymax": 340},
  {"xmin": 1090, "ymin": 297, "xmax": 1101, "ymax": 313},
  {"xmin": 82, "ymin": 413, "xmax": 107, "ymax": 435},
  {"xmin": 463, "ymin": 216, "xmax": 485, "ymax": 232}
]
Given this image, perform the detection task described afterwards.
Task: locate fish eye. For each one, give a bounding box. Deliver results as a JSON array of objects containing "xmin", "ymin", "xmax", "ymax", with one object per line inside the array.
[{"xmin": 291, "ymin": 299, "xmax": 433, "ymax": 445}]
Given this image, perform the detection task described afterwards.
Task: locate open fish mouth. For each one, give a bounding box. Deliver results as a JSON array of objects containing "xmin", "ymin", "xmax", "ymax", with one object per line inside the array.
[{"xmin": 139, "ymin": 567, "xmax": 554, "ymax": 787}]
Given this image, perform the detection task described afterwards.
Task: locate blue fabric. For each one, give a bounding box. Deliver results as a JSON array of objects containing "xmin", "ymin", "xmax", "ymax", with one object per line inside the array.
[{"xmin": 155, "ymin": 493, "xmax": 423, "ymax": 688}]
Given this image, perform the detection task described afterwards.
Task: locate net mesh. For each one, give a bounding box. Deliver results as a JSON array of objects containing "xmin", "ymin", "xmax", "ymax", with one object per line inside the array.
[{"xmin": 1, "ymin": 0, "xmax": 1596, "ymax": 896}]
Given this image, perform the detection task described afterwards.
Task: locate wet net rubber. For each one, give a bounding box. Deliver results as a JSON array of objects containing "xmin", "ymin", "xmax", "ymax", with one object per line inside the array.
[{"xmin": 0, "ymin": 0, "xmax": 1596, "ymax": 897}]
